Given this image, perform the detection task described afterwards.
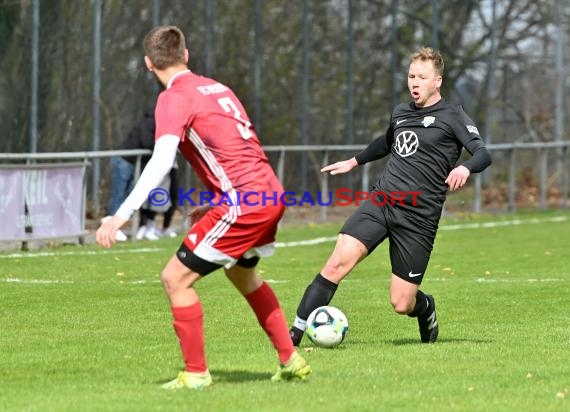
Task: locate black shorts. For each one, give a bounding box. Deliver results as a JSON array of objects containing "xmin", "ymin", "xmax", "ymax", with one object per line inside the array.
[
  {"xmin": 340, "ymin": 198, "xmax": 437, "ymax": 285},
  {"xmin": 176, "ymin": 243, "xmax": 261, "ymax": 276}
]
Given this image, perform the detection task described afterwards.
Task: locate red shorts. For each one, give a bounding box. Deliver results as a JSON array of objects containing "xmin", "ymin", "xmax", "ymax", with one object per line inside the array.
[{"xmin": 182, "ymin": 203, "xmax": 285, "ymax": 268}]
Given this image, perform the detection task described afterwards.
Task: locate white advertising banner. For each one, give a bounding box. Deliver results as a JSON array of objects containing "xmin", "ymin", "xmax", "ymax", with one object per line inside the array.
[
  {"xmin": 24, "ymin": 167, "xmax": 84, "ymax": 238},
  {"xmin": 0, "ymin": 169, "xmax": 24, "ymax": 239},
  {"xmin": 0, "ymin": 165, "xmax": 85, "ymax": 240}
]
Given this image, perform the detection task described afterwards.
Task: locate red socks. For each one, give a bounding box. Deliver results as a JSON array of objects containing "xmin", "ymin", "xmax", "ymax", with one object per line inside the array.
[
  {"xmin": 171, "ymin": 283, "xmax": 294, "ymax": 371},
  {"xmin": 171, "ymin": 302, "xmax": 207, "ymax": 373},
  {"xmin": 245, "ymin": 282, "xmax": 295, "ymax": 364}
]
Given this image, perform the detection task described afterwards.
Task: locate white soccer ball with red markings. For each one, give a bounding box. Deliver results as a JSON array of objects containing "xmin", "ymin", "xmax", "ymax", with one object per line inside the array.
[{"xmin": 306, "ymin": 306, "xmax": 348, "ymax": 348}]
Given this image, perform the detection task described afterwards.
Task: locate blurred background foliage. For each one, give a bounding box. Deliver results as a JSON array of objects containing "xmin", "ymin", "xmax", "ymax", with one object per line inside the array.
[{"xmin": 0, "ymin": 0, "xmax": 565, "ymax": 154}]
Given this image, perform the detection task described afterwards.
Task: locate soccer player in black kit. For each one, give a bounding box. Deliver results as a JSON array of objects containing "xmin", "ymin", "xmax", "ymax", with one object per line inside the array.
[{"xmin": 289, "ymin": 47, "xmax": 492, "ymax": 345}]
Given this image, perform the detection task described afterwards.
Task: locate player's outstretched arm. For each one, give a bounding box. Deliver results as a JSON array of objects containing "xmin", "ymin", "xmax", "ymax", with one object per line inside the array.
[
  {"xmin": 321, "ymin": 157, "xmax": 358, "ymax": 175},
  {"xmin": 96, "ymin": 135, "xmax": 180, "ymax": 249}
]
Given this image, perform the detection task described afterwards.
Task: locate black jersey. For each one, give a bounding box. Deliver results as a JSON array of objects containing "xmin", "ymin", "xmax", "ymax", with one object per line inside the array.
[{"xmin": 356, "ymin": 99, "xmax": 490, "ymax": 226}]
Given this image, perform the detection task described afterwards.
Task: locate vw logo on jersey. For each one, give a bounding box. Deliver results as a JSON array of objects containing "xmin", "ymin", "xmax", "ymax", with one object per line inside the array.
[{"xmin": 394, "ymin": 130, "xmax": 419, "ymax": 157}]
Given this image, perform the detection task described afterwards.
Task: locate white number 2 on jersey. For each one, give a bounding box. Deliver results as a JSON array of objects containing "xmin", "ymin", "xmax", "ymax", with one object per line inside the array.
[{"xmin": 217, "ymin": 96, "xmax": 254, "ymax": 140}]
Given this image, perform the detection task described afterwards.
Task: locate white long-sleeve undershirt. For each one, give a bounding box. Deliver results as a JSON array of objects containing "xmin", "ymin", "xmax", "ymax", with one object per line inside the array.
[{"xmin": 115, "ymin": 134, "xmax": 180, "ymax": 220}]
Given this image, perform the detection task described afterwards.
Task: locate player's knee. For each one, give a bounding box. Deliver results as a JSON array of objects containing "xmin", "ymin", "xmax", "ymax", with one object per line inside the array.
[
  {"xmin": 322, "ymin": 256, "xmax": 351, "ymax": 281},
  {"xmin": 161, "ymin": 269, "xmax": 184, "ymax": 294},
  {"xmin": 160, "ymin": 270, "xmax": 173, "ymax": 292},
  {"xmin": 390, "ymin": 296, "xmax": 414, "ymax": 315}
]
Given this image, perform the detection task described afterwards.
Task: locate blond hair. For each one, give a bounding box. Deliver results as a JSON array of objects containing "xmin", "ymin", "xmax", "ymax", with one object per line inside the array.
[
  {"xmin": 143, "ymin": 26, "xmax": 187, "ymax": 70},
  {"xmin": 410, "ymin": 47, "xmax": 444, "ymax": 76}
]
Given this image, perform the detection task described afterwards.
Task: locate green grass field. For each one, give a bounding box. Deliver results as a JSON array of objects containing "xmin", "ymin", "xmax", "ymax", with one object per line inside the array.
[{"xmin": 1, "ymin": 211, "xmax": 569, "ymax": 412}]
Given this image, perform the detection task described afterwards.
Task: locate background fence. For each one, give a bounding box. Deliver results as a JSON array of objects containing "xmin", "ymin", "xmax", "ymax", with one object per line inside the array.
[{"xmin": 1, "ymin": 140, "xmax": 568, "ymax": 245}]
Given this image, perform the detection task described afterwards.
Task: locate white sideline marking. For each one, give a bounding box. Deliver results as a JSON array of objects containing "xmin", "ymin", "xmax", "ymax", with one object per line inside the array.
[
  {"xmin": 428, "ymin": 277, "xmax": 566, "ymax": 283},
  {"xmin": 275, "ymin": 236, "xmax": 336, "ymax": 247},
  {"xmin": 475, "ymin": 278, "xmax": 565, "ymax": 283},
  {"xmin": 0, "ymin": 216, "xmax": 566, "ymax": 259},
  {"xmin": 2, "ymin": 276, "xmax": 565, "ymax": 286},
  {"xmin": 0, "ymin": 277, "xmax": 289, "ymax": 285},
  {"xmin": 2, "ymin": 278, "xmax": 76, "ymax": 284},
  {"xmin": 275, "ymin": 216, "xmax": 568, "ymax": 248},
  {"xmin": 128, "ymin": 280, "xmax": 160, "ymax": 284},
  {"xmin": 0, "ymin": 277, "xmax": 162, "ymax": 285},
  {"xmin": 0, "ymin": 247, "xmax": 164, "ymax": 259},
  {"xmin": 439, "ymin": 215, "xmax": 568, "ymax": 231}
]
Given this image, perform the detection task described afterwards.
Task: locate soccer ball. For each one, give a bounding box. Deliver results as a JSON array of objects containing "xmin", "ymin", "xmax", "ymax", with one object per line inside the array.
[{"xmin": 306, "ymin": 306, "xmax": 348, "ymax": 348}]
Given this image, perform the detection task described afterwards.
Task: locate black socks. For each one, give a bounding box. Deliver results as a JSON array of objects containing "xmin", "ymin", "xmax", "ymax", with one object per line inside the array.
[
  {"xmin": 296, "ymin": 273, "xmax": 338, "ymax": 320},
  {"xmin": 407, "ymin": 290, "xmax": 429, "ymax": 318},
  {"xmin": 290, "ymin": 273, "xmax": 338, "ymax": 346}
]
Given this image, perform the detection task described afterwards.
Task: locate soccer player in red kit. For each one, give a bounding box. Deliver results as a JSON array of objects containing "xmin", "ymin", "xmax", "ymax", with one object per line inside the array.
[{"xmin": 96, "ymin": 26, "xmax": 311, "ymax": 389}]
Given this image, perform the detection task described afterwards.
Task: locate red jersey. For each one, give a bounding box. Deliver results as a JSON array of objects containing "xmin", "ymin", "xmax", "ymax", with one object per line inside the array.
[{"xmin": 154, "ymin": 70, "xmax": 283, "ymax": 209}]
